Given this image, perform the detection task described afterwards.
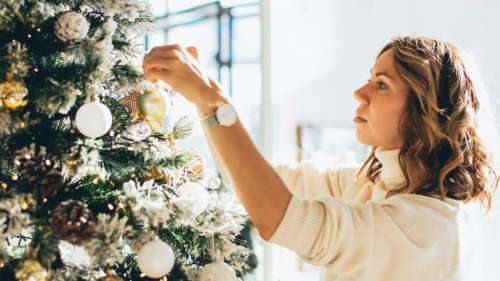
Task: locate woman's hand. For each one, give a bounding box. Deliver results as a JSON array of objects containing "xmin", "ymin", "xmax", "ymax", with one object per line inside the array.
[{"xmin": 143, "ymin": 44, "xmax": 220, "ymax": 107}]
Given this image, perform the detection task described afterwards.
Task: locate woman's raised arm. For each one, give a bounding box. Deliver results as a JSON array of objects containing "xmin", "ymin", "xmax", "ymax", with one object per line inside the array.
[{"xmin": 143, "ymin": 44, "xmax": 292, "ymax": 240}]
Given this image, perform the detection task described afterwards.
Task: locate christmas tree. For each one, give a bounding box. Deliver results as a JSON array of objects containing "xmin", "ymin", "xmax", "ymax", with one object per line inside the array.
[{"xmin": 0, "ymin": 1, "xmax": 249, "ymax": 280}]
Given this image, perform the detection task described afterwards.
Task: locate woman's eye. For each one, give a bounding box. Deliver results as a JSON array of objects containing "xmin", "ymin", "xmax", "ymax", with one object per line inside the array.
[
  {"xmin": 366, "ymin": 78, "xmax": 388, "ymax": 90},
  {"xmin": 376, "ymin": 80, "xmax": 387, "ymax": 90}
]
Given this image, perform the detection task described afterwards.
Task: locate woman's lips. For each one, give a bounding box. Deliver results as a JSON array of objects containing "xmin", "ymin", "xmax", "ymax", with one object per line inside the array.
[{"xmin": 354, "ymin": 116, "xmax": 367, "ymax": 123}]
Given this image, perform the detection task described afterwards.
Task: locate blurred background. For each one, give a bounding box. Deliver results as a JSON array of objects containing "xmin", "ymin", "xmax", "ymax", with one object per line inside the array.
[{"xmin": 143, "ymin": 0, "xmax": 500, "ymax": 280}]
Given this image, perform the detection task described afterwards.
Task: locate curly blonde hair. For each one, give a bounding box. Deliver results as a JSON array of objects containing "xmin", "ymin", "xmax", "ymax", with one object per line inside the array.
[{"xmin": 358, "ymin": 36, "xmax": 498, "ymax": 210}]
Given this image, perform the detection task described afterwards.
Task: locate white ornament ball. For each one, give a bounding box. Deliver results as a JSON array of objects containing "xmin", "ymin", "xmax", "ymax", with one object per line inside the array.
[
  {"xmin": 177, "ymin": 182, "xmax": 209, "ymax": 216},
  {"xmin": 136, "ymin": 239, "xmax": 175, "ymax": 278},
  {"xmin": 199, "ymin": 262, "xmax": 238, "ymax": 281},
  {"xmin": 75, "ymin": 101, "xmax": 113, "ymax": 138},
  {"xmin": 206, "ymin": 176, "xmax": 221, "ymax": 190},
  {"xmin": 54, "ymin": 11, "xmax": 89, "ymax": 43}
]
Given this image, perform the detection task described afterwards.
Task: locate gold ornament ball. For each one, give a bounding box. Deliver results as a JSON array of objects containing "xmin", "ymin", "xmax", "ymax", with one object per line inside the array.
[
  {"xmin": 15, "ymin": 258, "xmax": 50, "ymax": 281},
  {"xmin": 98, "ymin": 274, "xmax": 123, "ymax": 281},
  {"xmin": 118, "ymin": 89, "xmax": 168, "ymax": 132},
  {"xmin": 0, "ymin": 80, "xmax": 28, "ymax": 110},
  {"xmin": 140, "ymin": 89, "xmax": 168, "ymax": 121}
]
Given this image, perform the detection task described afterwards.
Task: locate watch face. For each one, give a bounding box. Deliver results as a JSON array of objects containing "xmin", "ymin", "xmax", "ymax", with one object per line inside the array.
[{"xmin": 216, "ymin": 104, "xmax": 237, "ymax": 126}]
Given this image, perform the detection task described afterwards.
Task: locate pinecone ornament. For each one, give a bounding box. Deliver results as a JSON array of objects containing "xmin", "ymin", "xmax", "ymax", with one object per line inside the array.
[
  {"xmin": 13, "ymin": 149, "xmax": 63, "ymax": 200},
  {"xmin": 49, "ymin": 200, "xmax": 95, "ymax": 245},
  {"xmin": 39, "ymin": 172, "xmax": 63, "ymax": 202},
  {"xmin": 54, "ymin": 11, "xmax": 89, "ymax": 43},
  {"xmin": 14, "ymin": 155, "xmax": 42, "ymax": 185},
  {"xmin": 14, "ymin": 152, "xmax": 55, "ymax": 184}
]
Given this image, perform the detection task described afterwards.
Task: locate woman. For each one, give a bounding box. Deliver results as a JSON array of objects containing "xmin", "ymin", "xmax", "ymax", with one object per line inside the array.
[{"xmin": 143, "ymin": 36, "xmax": 498, "ymax": 280}]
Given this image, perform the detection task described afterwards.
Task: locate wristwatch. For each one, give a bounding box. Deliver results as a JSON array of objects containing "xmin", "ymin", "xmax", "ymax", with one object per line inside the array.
[{"xmin": 200, "ymin": 103, "xmax": 238, "ymax": 128}]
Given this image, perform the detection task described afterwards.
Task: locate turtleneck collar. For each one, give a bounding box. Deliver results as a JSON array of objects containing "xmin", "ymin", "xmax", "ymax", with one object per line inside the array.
[{"xmin": 374, "ymin": 147, "xmax": 406, "ymax": 184}]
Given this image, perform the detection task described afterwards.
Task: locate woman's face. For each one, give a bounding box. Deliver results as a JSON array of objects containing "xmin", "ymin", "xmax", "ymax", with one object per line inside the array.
[{"xmin": 353, "ymin": 48, "xmax": 410, "ymax": 150}]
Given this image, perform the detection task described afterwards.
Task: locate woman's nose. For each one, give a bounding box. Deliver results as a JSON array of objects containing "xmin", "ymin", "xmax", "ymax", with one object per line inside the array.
[{"xmin": 353, "ymin": 85, "xmax": 369, "ymax": 105}]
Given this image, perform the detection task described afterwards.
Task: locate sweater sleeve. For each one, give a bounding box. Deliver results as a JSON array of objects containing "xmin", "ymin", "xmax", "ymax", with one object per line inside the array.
[
  {"xmin": 269, "ymin": 195, "xmax": 458, "ymax": 275},
  {"xmin": 270, "ymin": 196, "xmax": 374, "ymax": 273},
  {"xmin": 273, "ymin": 162, "xmax": 357, "ymax": 200}
]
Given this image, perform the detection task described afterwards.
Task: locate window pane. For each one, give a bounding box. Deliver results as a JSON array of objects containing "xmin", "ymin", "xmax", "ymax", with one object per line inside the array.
[
  {"xmin": 231, "ymin": 63, "xmax": 261, "ymax": 140},
  {"xmin": 149, "ymin": 0, "xmax": 168, "ymax": 16},
  {"xmin": 233, "ymin": 16, "xmax": 260, "ymax": 62},
  {"xmin": 167, "ymin": 20, "xmax": 219, "ymax": 78},
  {"xmin": 166, "ymin": 0, "xmax": 215, "ymax": 12},
  {"xmin": 222, "ymin": 0, "xmax": 259, "ymax": 5},
  {"xmin": 146, "ymin": 30, "xmax": 166, "ymax": 51}
]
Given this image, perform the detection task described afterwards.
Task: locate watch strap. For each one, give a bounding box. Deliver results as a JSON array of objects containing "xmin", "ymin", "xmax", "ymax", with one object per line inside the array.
[{"xmin": 200, "ymin": 113, "xmax": 219, "ymax": 128}]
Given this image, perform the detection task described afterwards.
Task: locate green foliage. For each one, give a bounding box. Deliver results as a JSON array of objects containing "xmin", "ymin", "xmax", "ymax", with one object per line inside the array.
[{"xmin": 0, "ymin": 1, "xmax": 249, "ymax": 280}]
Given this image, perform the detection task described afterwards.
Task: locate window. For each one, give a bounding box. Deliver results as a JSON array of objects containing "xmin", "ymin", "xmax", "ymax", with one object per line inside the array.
[{"xmin": 146, "ymin": 1, "xmax": 261, "ymax": 171}]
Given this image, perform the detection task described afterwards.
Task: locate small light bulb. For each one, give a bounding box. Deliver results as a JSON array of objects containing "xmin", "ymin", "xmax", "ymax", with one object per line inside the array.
[{"xmin": 20, "ymin": 200, "xmax": 28, "ymax": 210}]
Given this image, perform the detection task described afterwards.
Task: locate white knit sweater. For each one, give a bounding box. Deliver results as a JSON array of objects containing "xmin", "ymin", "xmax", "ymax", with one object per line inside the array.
[{"xmin": 271, "ymin": 148, "xmax": 479, "ymax": 281}]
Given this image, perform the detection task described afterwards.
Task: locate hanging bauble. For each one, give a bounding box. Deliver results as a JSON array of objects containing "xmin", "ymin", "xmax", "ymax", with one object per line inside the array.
[
  {"xmin": 199, "ymin": 262, "xmax": 238, "ymax": 281},
  {"xmin": 118, "ymin": 89, "xmax": 168, "ymax": 132},
  {"xmin": 75, "ymin": 100, "xmax": 112, "ymax": 138},
  {"xmin": 49, "ymin": 200, "xmax": 95, "ymax": 245},
  {"xmin": 206, "ymin": 175, "xmax": 221, "ymax": 191},
  {"xmin": 140, "ymin": 89, "xmax": 168, "ymax": 131},
  {"xmin": 14, "ymin": 258, "xmax": 50, "ymax": 281},
  {"xmin": 177, "ymin": 182, "xmax": 209, "ymax": 216},
  {"xmin": 0, "ymin": 79, "xmax": 28, "ymax": 110},
  {"xmin": 54, "ymin": 11, "xmax": 89, "ymax": 43},
  {"xmin": 136, "ymin": 239, "xmax": 175, "ymax": 278}
]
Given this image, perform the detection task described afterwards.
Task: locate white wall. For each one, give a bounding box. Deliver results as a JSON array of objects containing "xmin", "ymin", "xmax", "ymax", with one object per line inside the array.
[
  {"xmin": 270, "ymin": 0, "xmax": 500, "ymax": 164},
  {"xmin": 267, "ymin": 0, "xmax": 500, "ymax": 280}
]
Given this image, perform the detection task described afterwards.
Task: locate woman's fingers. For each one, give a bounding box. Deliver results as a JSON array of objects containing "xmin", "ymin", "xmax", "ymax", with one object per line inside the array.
[
  {"xmin": 143, "ymin": 49, "xmax": 189, "ymax": 75},
  {"xmin": 143, "ymin": 57, "xmax": 181, "ymax": 73},
  {"xmin": 143, "ymin": 51, "xmax": 180, "ymax": 65},
  {"xmin": 149, "ymin": 44, "xmax": 183, "ymax": 53},
  {"xmin": 142, "ymin": 44, "xmax": 211, "ymax": 105},
  {"xmin": 186, "ymin": 46, "xmax": 199, "ymax": 61},
  {"xmin": 144, "ymin": 67, "xmax": 171, "ymax": 83}
]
